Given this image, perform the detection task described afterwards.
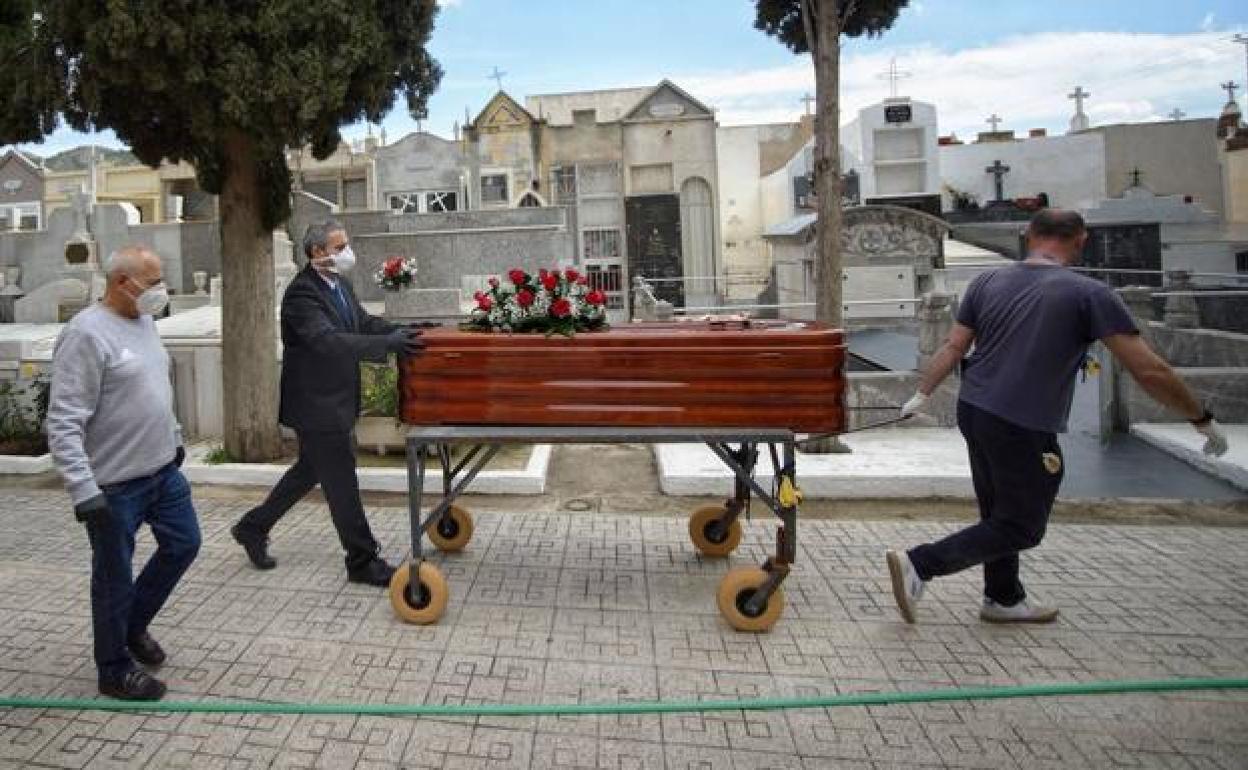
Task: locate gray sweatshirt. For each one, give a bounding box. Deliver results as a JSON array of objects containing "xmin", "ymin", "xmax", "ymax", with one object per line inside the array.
[{"xmin": 46, "ymin": 303, "xmax": 180, "ymax": 505}]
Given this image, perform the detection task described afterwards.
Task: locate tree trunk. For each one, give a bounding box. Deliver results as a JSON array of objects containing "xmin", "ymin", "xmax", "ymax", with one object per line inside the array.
[
  {"xmin": 812, "ymin": 7, "xmax": 843, "ymax": 328},
  {"xmin": 801, "ymin": 2, "xmax": 851, "ymax": 454},
  {"xmin": 220, "ymin": 129, "xmax": 283, "ymax": 461}
]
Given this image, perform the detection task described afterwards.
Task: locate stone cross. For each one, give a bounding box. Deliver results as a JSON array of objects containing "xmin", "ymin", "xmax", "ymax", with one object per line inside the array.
[
  {"xmin": 985, "ymin": 160, "xmax": 1010, "ymax": 202},
  {"xmin": 876, "ymin": 58, "xmax": 911, "ymax": 99},
  {"xmin": 1168, "ymin": 108, "xmax": 1186, "ymax": 121},
  {"xmin": 489, "ymin": 66, "xmax": 507, "ymax": 91},
  {"xmin": 1067, "ymin": 86, "xmax": 1090, "ymax": 113},
  {"xmin": 1222, "ymin": 81, "xmax": 1239, "ymax": 103},
  {"xmin": 69, "ymin": 189, "xmax": 93, "ymax": 240},
  {"xmin": 986, "ymin": 113, "xmax": 1002, "ymax": 132},
  {"xmin": 1234, "ymin": 35, "xmax": 1248, "ymax": 93},
  {"xmin": 800, "ymin": 93, "xmax": 815, "ymax": 116}
]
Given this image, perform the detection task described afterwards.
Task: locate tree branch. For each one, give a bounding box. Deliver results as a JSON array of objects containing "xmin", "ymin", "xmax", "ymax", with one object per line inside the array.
[
  {"xmin": 799, "ymin": 0, "xmax": 818, "ymax": 56},
  {"xmin": 837, "ymin": 0, "xmax": 860, "ymax": 28}
]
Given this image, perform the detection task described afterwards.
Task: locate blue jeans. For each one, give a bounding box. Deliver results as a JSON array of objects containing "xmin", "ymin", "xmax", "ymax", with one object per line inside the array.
[
  {"xmin": 908, "ymin": 401, "xmax": 1064, "ymax": 606},
  {"xmin": 87, "ymin": 462, "xmax": 201, "ymax": 683}
]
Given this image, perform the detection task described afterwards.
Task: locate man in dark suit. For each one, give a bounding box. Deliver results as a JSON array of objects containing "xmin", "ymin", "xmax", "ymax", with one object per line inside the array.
[{"xmin": 230, "ymin": 219, "xmax": 424, "ymax": 585}]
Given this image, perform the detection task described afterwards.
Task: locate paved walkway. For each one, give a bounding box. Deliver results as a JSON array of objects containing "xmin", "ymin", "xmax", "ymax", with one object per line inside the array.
[{"xmin": 1, "ymin": 489, "xmax": 1246, "ymax": 768}]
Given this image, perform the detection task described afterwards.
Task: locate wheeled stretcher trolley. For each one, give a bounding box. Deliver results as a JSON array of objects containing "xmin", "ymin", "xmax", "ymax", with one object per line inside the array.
[{"xmin": 391, "ymin": 320, "xmax": 846, "ymax": 632}]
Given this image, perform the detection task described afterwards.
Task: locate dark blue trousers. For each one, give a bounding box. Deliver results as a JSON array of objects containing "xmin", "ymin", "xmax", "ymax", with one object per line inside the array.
[
  {"xmin": 908, "ymin": 401, "xmax": 1064, "ymax": 606},
  {"xmin": 87, "ymin": 462, "xmax": 201, "ymax": 683}
]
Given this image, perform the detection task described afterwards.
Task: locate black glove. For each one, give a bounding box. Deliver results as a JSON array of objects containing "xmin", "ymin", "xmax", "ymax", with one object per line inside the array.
[
  {"xmin": 174, "ymin": 445, "xmax": 185, "ymax": 467},
  {"xmin": 384, "ymin": 328, "xmax": 426, "ymax": 356},
  {"xmin": 74, "ymin": 493, "xmax": 112, "ymax": 525}
]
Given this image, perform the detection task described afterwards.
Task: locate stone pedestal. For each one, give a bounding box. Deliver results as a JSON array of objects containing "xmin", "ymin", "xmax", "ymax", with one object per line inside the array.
[
  {"xmin": 1163, "ymin": 270, "xmax": 1200, "ymax": 329},
  {"xmin": 383, "ymin": 287, "xmax": 461, "ymax": 323},
  {"xmin": 916, "ymin": 291, "xmax": 954, "ymax": 370}
]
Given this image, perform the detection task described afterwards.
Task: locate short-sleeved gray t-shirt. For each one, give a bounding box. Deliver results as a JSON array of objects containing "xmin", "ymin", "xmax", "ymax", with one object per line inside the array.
[{"xmin": 956, "ymin": 262, "xmax": 1138, "ymax": 433}]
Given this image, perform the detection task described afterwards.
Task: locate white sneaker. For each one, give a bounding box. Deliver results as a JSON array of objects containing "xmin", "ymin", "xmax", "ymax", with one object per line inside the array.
[
  {"xmin": 886, "ymin": 550, "xmax": 925, "ymax": 624},
  {"xmin": 980, "ymin": 598, "xmax": 1059, "ymax": 624}
]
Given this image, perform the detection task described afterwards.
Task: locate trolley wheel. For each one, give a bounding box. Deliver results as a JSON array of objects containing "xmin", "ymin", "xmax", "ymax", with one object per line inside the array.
[
  {"xmin": 716, "ymin": 566, "xmax": 785, "ymax": 632},
  {"xmin": 389, "ymin": 561, "xmax": 449, "ymax": 625},
  {"xmin": 688, "ymin": 504, "xmax": 742, "ymax": 557},
  {"xmin": 425, "ymin": 504, "xmax": 474, "ymax": 552}
]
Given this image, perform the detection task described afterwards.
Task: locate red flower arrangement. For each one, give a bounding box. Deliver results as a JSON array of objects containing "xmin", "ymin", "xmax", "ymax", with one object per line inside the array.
[
  {"xmin": 466, "ymin": 266, "xmax": 609, "ymax": 336},
  {"xmin": 373, "ymin": 255, "xmax": 419, "ymax": 291}
]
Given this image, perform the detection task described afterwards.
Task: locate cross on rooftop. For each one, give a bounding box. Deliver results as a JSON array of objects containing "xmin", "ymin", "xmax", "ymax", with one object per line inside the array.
[
  {"xmin": 1168, "ymin": 108, "xmax": 1185, "ymax": 121},
  {"xmin": 1068, "ymin": 86, "xmax": 1090, "ymax": 113},
  {"xmin": 876, "ymin": 57, "xmax": 912, "ymax": 99},
  {"xmin": 489, "ymin": 66, "xmax": 507, "ymax": 91},
  {"xmin": 986, "ymin": 113, "xmax": 1003, "ymax": 132},
  {"xmin": 800, "ymin": 93, "xmax": 815, "ymax": 116},
  {"xmin": 1222, "ymin": 80, "xmax": 1239, "ymax": 103}
]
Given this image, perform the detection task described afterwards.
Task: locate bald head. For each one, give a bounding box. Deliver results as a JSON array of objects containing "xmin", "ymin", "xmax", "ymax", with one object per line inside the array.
[
  {"xmin": 1025, "ymin": 209, "xmax": 1088, "ymax": 265},
  {"xmin": 105, "ymin": 246, "xmax": 160, "ymax": 278}
]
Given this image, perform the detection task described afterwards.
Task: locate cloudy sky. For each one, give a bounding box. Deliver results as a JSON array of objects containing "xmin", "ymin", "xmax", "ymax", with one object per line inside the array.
[{"xmin": 14, "ymin": 0, "xmax": 1248, "ymax": 155}]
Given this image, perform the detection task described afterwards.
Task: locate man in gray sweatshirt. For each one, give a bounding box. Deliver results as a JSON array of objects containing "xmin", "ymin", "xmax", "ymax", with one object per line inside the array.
[{"xmin": 46, "ymin": 245, "xmax": 201, "ymax": 701}]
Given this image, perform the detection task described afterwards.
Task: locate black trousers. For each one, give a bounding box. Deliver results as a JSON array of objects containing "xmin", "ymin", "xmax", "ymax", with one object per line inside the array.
[
  {"xmin": 908, "ymin": 401, "xmax": 1064, "ymax": 606},
  {"xmin": 237, "ymin": 430, "xmax": 380, "ymax": 571}
]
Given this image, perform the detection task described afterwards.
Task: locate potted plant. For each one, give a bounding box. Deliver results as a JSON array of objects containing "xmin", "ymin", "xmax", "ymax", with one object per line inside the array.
[
  {"xmin": 356, "ymin": 357, "xmax": 405, "ymax": 455},
  {"xmin": 0, "ymin": 375, "xmax": 52, "ymax": 471}
]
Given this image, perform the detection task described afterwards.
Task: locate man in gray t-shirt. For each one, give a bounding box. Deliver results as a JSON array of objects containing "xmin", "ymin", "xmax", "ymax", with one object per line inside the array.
[{"xmin": 884, "ymin": 210, "xmax": 1228, "ymax": 625}]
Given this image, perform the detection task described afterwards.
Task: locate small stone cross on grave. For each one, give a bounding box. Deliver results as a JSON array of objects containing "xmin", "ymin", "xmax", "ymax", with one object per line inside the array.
[
  {"xmin": 1222, "ymin": 81, "xmax": 1240, "ymax": 104},
  {"xmin": 1168, "ymin": 108, "xmax": 1186, "ymax": 121},
  {"xmin": 1128, "ymin": 167, "xmax": 1144, "ymax": 188},
  {"xmin": 985, "ymin": 159, "xmax": 1010, "ymax": 203},
  {"xmin": 985, "ymin": 113, "xmax": 1003, "ymax": 132}
]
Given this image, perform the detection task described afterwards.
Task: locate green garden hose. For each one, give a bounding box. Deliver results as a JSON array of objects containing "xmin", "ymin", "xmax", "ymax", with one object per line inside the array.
[{"xmin": 0, "ymin": 677, "xmax": 1244, "ymax": 716}]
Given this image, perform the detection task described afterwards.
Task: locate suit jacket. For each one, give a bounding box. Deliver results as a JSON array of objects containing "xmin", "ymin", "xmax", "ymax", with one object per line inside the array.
[{"xmin": 278, "ymin": 264, "xmax": 396, "ymax": 433}]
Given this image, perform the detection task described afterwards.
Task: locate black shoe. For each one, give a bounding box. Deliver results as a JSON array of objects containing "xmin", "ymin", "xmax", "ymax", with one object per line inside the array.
[
  {"xmin": 99, "ymin": 669, "xmax": 167, "ymax": 701},
  {"xmin": 127, "ymin": 631, "xmax": 166, "ymax": 667},
  {"xmin": 347, "ymin": 558, "xmax": 396, "ymax": 587},
  {"xmin": 231, "ymin": 522, "xmax": 276, "ymax": 570}
]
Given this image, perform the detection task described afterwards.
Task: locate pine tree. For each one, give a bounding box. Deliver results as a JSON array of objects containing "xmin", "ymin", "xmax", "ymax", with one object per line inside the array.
[
  {"xmin": 754, "ymin": 0, "xmax": 908, "ymax": 327},
  {"xmin": 0, "ymin": 1, "xmax": 442, "ymax": 460}
]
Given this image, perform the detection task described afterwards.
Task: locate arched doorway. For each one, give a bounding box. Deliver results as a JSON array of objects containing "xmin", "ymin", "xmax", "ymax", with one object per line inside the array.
[{"xmin": 680, "ymin": 177, "xmax": 716, "ymax": 307}]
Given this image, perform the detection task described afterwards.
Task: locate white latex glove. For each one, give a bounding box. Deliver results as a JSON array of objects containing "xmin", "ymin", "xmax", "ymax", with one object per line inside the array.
[
  {"xmin": 900, "ymin": 391, "xmax": 929, "ymax": 419},
  {"xmin": 1195, "ymin": 419, "xmax": 1229, "ymax": 457}
]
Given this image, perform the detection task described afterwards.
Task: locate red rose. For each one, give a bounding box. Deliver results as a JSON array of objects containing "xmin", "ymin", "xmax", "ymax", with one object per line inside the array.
[
  {"xmin": 564, "ymin": 268, "xmax": 580, "ymax": 283},
  {"xmin": 488, "ymin": 276, "xmax": 499, "ymax": 288},
  {"xmin": 586, "ymin": 290, "xmax": 606, "ymax": 305},
  {"xmin": 541, "ymin": 273, "xmax": 558, "ymax": 290},
  {"xmin": 516, "ymin": 289, "xmax": 535, "ymax": 308},
  {"xmin": 550, "ymin": 298, "xmax": 572, "ymax": 318},
  {"xmin": 477, "ymin": 295, "xmax": 493, "ymax": 311},
  {"xmin": 383, "ymin": 257, "xmax": 402, "ymax": 277},
  {"xmin": 508, "ymin": 269, "xmax": 528, "ymax": 285}
]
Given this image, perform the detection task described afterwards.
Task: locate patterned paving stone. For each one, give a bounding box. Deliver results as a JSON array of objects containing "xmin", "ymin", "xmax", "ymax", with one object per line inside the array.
[{"xmin": 0, "ymin": 490, "xmax": 1245, "ymax": 767}]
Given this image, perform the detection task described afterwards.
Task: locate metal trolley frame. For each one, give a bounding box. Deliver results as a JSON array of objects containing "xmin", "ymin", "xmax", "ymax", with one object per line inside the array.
[{"xmin": 391, "ymin": 425, "xmax": 802, "ymax": 631}]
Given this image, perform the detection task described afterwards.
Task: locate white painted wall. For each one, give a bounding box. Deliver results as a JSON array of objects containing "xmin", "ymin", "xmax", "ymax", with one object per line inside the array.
[
  {"xmin": 717, "ymin": 126, "xmax": 766, "ymax": 298},
  {"xmin": 843, "ymin": 98, "xmax": 939, "ymax": 200},
  {"xmin": 938, "ymin": 132, "xmax": 1106, "ymax": 211}
]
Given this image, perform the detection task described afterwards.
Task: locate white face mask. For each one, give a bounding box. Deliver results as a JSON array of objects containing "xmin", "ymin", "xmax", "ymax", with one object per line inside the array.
[
  {"xmin": 125, "ymin": 276, "xmax": 170, "ymax": 316},
  {"xmin": 136, "ymin": 285, "xmax": 170, "ymax": 316},
  {"xmin": 320, "ymin": 245, "xmax": 356, "ymax": 274}
]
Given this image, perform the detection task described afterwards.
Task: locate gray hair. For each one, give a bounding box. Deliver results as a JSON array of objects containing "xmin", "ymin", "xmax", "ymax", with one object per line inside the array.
[
  {"xmin": 104, "ymin": 245, "xmax": 155, "ymax": 277},
  {"xmin": 302, "ymin": 219, "xmax": 345, "ymax": 259}
]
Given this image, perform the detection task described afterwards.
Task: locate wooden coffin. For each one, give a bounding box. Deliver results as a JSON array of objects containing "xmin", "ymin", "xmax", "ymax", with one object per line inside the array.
[{"xmin": 399, "ymin": 320, "xmax": 846, "ymax": 433}]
